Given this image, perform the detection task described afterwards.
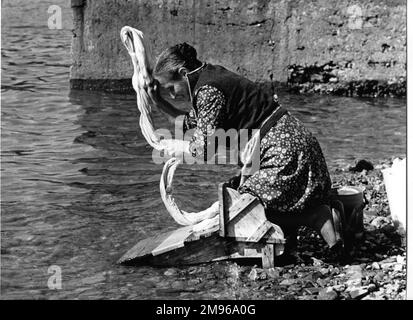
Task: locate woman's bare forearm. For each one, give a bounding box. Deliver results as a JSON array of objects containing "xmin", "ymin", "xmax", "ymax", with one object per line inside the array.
[
  {"xmin": 155, "ymin": 98, "xmax": 187, "ymax": 122},
  {"xmin": 146, "ymin": 79, "xmax": 187, "ymax": 123}
]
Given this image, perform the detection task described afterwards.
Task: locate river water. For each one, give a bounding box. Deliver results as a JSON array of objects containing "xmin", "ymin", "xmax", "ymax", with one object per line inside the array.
[{"xmin": 1, "ymin": 1, "xmax": 406, "ymax": 299}]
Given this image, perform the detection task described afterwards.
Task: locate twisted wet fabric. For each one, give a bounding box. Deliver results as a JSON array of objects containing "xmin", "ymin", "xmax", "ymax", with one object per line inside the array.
[{"xmin": 120, "ymin": 26, "xmax": 220, "ymax": 228}]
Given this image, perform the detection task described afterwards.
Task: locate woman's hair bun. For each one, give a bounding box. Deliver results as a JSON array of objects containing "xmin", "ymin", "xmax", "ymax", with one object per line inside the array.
[
  {"xmin": 175, "ymin": 42, "xmax": 197, "ymax": 62},
  {"xmin": 154, "ymin": 42, "xmax": 200, "ymax": 74}
]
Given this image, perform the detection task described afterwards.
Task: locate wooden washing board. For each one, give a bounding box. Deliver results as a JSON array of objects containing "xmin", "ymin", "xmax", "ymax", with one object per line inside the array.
[{"xmin": 118, "ymin": 183, "xmax": 285, "ymax": 268}]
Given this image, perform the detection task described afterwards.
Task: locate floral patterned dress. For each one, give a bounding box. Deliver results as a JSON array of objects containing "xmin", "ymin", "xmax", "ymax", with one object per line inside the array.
[{"xmin": 183, "ymin": 85, "xmax": 332, "ymax": 215}]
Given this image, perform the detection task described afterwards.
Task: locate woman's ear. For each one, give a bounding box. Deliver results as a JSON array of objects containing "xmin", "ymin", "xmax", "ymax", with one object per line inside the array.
[{"xmin": 178, "ymin": 67, "xmax": 188, "ymax": 78}]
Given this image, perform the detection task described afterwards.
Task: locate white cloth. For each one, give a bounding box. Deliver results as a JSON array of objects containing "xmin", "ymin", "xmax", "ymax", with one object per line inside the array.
[
  {"xmin": 120, "ymin": 26, "xmax": 161, "ymax": 150},
  {"xmin": 121, "ymin": 26, "xmax": 221, "ymax": 227},
  {"xmin": 382, "ymin": 157, "xmax": 406, "ymax": 233}
]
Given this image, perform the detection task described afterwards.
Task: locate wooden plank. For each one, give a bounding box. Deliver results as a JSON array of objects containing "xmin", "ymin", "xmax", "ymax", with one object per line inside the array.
[
  {"xmin": 149, "ymin": 233, "xmax": 236, "ymax": 266},
  {"xmin": 262, "ymin": 244, "xmax": 275, "ymax": 269},
  {"xmin": 247, "ymin": 221, "xmax": 272, "ymax": 242},
  {"xmin": 228, "ymin": 236, "xmax": 283, "ymax": 244},
  {"xmin": 211, "ymin": 251, "xmax": 261, "ymax": 261},
  {"xmin": 227, "ymin": 200, "xmax": 265, "ymax": 240},
  {"xmin": 218, "ymin": 183, "xmax": 227, "ymax": 237},
  {"xmin": 121, "ymin": 231, "xmax": 284, "ymax": 267},
  {"xmin": 227, "ymin": 188, "xmax": 242, "ymax": 202},
  {"xmin": 186, "ymin": 224, "xmax": 220, "ymax": 242},
  {"xmin": 219, "ymin": 184, "xmax": 243, "ymax": 236},
  {"xmin": 243, "ymin": 247, "xmax": 262, "ymax": 257},
  {"xmin": 149, "ymin": 237, "xmax": 269, "ymax": 266},
  {"xmin": 262, "ymin": 223, "xmax": 285, "ymax": 244},
  {"xmin": 226, "ymin": 227, "xmax": 285, "ymax": 243},
  {"xmin": 212, "ymin": 245, "xmax": 262, "ymax": 261},
  {"xmin": 151, "ymin": 225, "xmax": 194, "ymax": 256},
  {"xmin": 118, "ymin": 229, "xmax": 180, "ymax": 264},
  {"xmin": 219, "ymin": 184, "xmax": 285, "ymax": 245},
  {"xmin": 227, "ymin": 194, "xmax": 258, "ymax": 223}
]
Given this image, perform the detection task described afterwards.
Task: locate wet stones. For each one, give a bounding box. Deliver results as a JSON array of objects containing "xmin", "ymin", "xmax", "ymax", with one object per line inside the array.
[
  {"xmin": 164, "ymin": 268, "xmax": 178, "ymax": 276},
  {"xmin": 280, "ymin": 278, "xmax": 296, "ymax": 286},
  {"xmin": 248, "ymin": 268, "xmax": 259, "ymax": 281},
  {"xmin": 318, "ymin": 287, "xmax": 338, "ymax": 300},
  {"xmin": 266, "ymin": 267, "xmax": 281, "ymax": 279},
  {"xmin": 287, "ymin": 62, "xmax": 406, "ymax": 97},
  {"xmin": 371, "ymin": 262, "xmax": 380, "ymax": 270},
  {"xmin": 349, "ymin": 160, "xmax": 374, "ymax": 172}
]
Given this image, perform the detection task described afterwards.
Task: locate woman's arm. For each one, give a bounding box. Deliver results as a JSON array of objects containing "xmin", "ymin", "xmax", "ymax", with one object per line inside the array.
[
  {"xmin": 158, "ymin": 85, "xmax": 227, "ymax": 158},
  {"xmin": 153, "ymin": 95, "xmax": 187, "ymax": 120},
  {"xmin": 146, "ymin": 80, "xmax": 187, "ymax": 123},
  {"xmin": 187, "ymin": 85, "xmax": 227, "ymax": 161}
]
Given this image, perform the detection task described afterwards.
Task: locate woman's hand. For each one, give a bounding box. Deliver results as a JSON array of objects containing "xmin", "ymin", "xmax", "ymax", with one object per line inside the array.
[
  {"xmin": 146, "ymin": 79, "xmax": 164, "ymax": 105},
  {"xmin": 160, "ymin": 139, "xmax": 190, "ymax": 157},
  {"xmin": 144, "ymin": 79, "xmax": 187, "ymax": 122}
]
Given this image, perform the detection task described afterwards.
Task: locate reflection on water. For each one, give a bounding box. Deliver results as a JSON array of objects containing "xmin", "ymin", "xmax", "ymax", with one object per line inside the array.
[{"xmin": 1, "ymin": 0, "xmax": 406, "ymax": 299}]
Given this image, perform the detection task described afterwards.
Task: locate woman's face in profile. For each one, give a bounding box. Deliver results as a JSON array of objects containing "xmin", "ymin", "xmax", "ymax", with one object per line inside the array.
[{"xmin": 155, "ymin": 72, "xmax": 190, "ymax": 101}]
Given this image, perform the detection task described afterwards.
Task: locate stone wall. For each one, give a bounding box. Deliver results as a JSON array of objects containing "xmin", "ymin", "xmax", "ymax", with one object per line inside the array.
[{"xmin": 70, "ymin": 0, "xmax": 406, "ymax": 97}]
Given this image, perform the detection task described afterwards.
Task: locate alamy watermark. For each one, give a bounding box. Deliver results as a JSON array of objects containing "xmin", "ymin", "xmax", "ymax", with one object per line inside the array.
[
  {"xmin": 47, "ymin": 265, "xmax": 62, "ymax": 290},
  {"xmin": 151, "ymin": 116, "xmax": 261, "ymax": 175},
  {"xmin": 48, "ymin": 5, "xmax": 62, "ymax": 29}
]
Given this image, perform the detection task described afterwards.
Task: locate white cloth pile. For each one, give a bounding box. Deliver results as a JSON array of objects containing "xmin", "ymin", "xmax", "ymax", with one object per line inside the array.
[{"xmin": 382, "ymin": 157, "xmax": 406, "ymax": 233}]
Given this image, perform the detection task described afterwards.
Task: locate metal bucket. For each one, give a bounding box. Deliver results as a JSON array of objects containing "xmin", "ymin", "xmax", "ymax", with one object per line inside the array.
[{"xmin": 331, "ymin": 186, "xmax": 365, "ymax": 240}]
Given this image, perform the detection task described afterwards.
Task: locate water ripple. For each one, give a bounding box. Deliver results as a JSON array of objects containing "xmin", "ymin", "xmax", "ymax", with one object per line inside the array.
[{"xmin": 1, "ymin": 0, "xmax": 406, "ymax": 300}]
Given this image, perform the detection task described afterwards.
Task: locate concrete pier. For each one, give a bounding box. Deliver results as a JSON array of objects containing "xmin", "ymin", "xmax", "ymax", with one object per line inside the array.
[{"xmin": 70, "ymin": 0, "xmax": 406, "ymax": 96}]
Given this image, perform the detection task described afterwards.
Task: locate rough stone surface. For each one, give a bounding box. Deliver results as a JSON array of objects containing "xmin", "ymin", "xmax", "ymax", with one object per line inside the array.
[
  {"xmin": 70, "ymin": 0, "xmax": 406, "ymax": 96},
  {"xmin": 318, "ymin": 287, "xmax": 338, "ymax": 300}
]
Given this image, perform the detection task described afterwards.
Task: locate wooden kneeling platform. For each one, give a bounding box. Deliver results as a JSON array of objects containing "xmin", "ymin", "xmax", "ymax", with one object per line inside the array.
[{"xmin": 118, "ymin": 183, "xmax": 285, "ymax": 268}]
